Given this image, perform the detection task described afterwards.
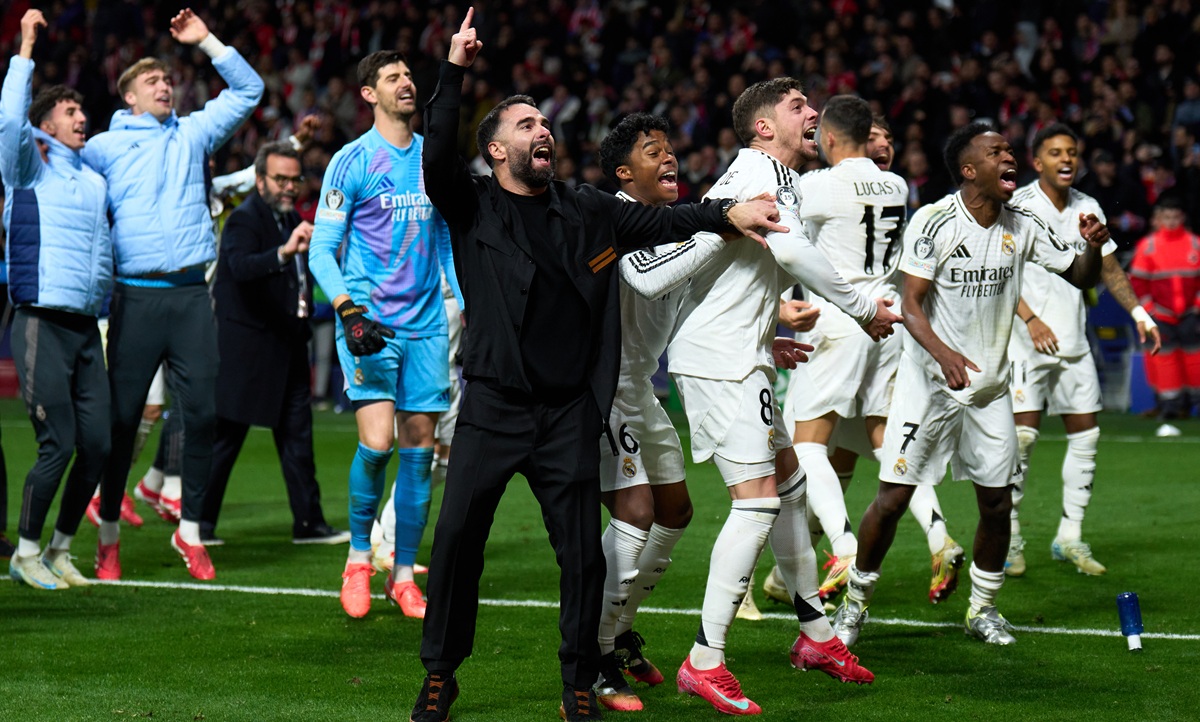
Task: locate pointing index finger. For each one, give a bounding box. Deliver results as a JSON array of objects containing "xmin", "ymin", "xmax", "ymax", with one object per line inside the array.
[{"xmin": 461, "ymin": 6, "xmax": 474, "ymax": 33}]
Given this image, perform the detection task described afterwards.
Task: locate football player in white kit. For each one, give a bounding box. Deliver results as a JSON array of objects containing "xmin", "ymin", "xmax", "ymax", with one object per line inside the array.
[
  {"xmin": 776, "ymin": 97, "xmax": 966, "ymax": 607},
  {"xmin": 1006, "ymin": 123, "xmax": 1161, "ymax": 577},
  {"xmin": 671, "ymin": 78, "xmax": 903, "ymax": 714},
  {"xmin": 832, "ymin": 123, "xmax": 1107, "ymax": 647}
]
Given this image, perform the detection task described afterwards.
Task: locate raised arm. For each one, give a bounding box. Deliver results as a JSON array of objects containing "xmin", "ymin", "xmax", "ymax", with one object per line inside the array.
[
  {"xmin": 1100, "ymin": 254, "xmax": 1161, "ymax": 354},
  {"xmin": 0, "ymin": 11, "xmax": 48, "ymax": 188},
  {"xmin": 170, "ymin": 9, "xmax": 264, "ymax": 153},
  {"xmin": 423, "ymin": 8, "xmax": 483, "ymax": 230}
]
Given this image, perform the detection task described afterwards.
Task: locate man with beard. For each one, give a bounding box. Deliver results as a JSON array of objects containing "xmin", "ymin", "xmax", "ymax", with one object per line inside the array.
[
  {"xmin": 202, "ymin": 141, "xmax": 349, "ymax": 547},
  {"xmin": 1006, "ymin": 124, "xmax": 1160, "ymax": 578},
  {"xmin": 832, "ymin": 123, "xmax": 1106, "ymax": 648},
  {"xmin": 410, "ymin": 10, "xmax": 788, "ymax": 722},
  {"xmin": 310, "ymin": 50, "xmax": 463, "ymax": 620}
]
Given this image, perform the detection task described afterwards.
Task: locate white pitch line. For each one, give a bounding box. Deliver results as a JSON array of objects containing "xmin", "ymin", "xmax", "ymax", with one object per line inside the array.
[{"xmin": 93, "ymin": 580, "xmax": 1200, "ymax": 641}]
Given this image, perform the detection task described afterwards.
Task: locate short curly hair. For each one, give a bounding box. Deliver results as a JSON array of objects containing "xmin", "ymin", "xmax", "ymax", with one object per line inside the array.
[
  {"xmin": 29, "ymin": 85, "xmax": 84, "ymax": 128},
  {"xmin": 598, "ymin": 113, "xmax": 670, "ymax": 184},
  {"xmin": 943, "ymin": 121, "xmax": 998, "ymax": 186}
]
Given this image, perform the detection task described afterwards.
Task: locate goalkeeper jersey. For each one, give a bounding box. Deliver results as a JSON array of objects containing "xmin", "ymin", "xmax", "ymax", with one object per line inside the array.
[{"xmin": 309, "ymin": 127, "xmax": 462, "ymax": 338}]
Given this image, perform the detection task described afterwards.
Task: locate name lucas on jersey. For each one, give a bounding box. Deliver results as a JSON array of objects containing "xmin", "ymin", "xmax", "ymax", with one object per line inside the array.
[
  {"xmin": 853, "ymin": 180, "xmax": 902, "ymax": 197},
  {"xmin": 951, "ymin": 265, "xmax": 1014, "ymax": 297}
]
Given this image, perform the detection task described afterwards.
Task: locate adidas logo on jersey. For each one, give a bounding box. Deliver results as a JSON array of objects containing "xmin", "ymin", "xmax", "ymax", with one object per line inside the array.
[{"xmin": 951, "ymin": 244, "xmax": 972, "ymax": 259}]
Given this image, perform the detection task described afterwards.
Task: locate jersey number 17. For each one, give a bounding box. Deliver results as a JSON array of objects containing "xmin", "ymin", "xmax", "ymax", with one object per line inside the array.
[{"xmin": 860, "ymin": 205, "xmax": 905, "ymax": 275}]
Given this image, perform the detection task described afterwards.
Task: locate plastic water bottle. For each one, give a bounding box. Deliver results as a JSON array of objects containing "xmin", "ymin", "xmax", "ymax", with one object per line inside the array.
[{"xmin": 1116, "ymin": 592, "xmax": 1144, "ymax": 652}]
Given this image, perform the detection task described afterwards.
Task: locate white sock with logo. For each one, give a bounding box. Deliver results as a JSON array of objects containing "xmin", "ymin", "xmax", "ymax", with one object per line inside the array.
[
  {"xmin": 769, "ymin": 469, "xmax": 834, "ymax": 642},
  {"xmin": 795, "ymin": 442, "xmax": 856, "ymax": 557},
  {"xmin": 907, "ymin": 484, "xmax": 951, "ymax": 555},
  {"xmin": 689, "ymin": 497, "xmax": 779, "ymax": 670},
  {"xmin": 599, "ymin": 519, "xmax": 649, "ymax": 655},
  {"xmin": 617, "ymin": 522, "xmax": 685, "ymax": 636},
  {"xmin": 1057, "ymin": 427, "xmax": 1099, "ymax": 543},
  {"xmin": 1013, "ymin": 425, "xmax": 1040, "ymax": 536},
  {"xmin": 968, "ymin": 562, "xmax": 1006, "ymax": 614}
]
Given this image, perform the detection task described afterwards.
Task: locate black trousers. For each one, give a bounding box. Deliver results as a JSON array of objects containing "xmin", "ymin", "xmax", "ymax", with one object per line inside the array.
[
  {"xmin": 12, "ymin": 308, "xmax": 111, "ymax": 541},
  {"xmin": 421, "ymin": 382, "xmax": 605, "ymax": 689},
  {"xmin": 102, "ymin": 283, "xmax": 218, "ymax": 524},
  {"xmin": 201, "ymin": 347, "xmax": 326, "ymax": 536}
]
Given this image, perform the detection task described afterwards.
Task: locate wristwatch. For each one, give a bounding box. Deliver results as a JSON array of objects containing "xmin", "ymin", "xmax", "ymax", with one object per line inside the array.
[{"xmin": 719, "ymin": 197, "xmax": 737, "ymax": 231}]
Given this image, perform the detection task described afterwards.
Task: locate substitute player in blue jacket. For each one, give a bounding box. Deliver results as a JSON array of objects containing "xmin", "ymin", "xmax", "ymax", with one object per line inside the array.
[
  {"xmin": 309, "ymin": 50, "xmax": 462, "ymax": 620},
  {"xmin": 1, "ymin": 10, "xmax": 112, "ymax": 591},
  {"xmin": 82, "ymin": 8, "xmax": 263, "ymax": 582}
]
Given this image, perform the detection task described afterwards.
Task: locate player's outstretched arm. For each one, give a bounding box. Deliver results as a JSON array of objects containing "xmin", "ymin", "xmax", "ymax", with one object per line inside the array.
[
  {"xmin": 423, "ymin": 64, "xmax": 479, "ymax": 231},
  {"xmin": 618, "ymin": 233, "xmax": 725, "ymax": 298},
  {"xmin": 0, "ymin": 10, "xmax": 46, "ymax": 188},
  {"xmin": 1100, "ymin": 254, "xmax": 1161, "ymax": 354},
  {"xmin": 902, "ymin": 274, "xmax": 979, "ymax": 390},
  {"xmin": 1016, "ymin": 297, "xmax": 1060, "ymax": 355}
]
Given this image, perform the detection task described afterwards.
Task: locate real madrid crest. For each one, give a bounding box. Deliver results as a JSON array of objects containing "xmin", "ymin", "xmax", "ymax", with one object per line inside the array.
[
  {"xmin": 1001, "ymin": 233, "xmax": 1015, "ymax": 256},
  {"xmin": 1014, "ymin": 389, "xmax": 1025, "ymax": 403},
  {"xmin": 893, "ymin": 458, "xmax": 908, "ymax": 476},
  {"xmin": 767, "ymin": 428, "xmax": 775, "ymax": 452},
  {"xmin": 622, "ymin": 457, "xmax": 637, "ymax": 478},
  {"xmin": 353, "ymin": 368, "xmax": 365, "ymax": 385}
]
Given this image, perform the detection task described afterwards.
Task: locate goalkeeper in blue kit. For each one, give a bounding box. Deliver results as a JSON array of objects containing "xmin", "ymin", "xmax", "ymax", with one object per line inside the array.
[{"xmin": 309, "ymin": 50, "xmax": 462, "ymax": 620}]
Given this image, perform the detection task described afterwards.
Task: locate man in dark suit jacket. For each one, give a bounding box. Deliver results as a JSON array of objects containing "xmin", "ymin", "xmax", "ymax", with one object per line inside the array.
[{"xmin": 202, "ymin": 141, "xmax": 348, "ymax": 546}]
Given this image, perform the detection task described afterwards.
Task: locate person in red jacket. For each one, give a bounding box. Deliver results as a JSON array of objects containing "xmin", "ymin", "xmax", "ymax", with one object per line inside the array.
[{"xmin": 1130, "ymin": 194, "xmax": 1200, "ymax": 429}]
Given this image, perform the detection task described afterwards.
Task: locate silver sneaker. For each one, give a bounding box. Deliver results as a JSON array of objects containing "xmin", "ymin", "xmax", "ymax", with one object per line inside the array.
[
  {"xmin": 831, "ymin": 599, "xmax": 868, "ymax": 647},
  {"xmin": 965, "ymin": 605, "xmax": 1017, "ymax": 645},
  {"xmin": 43, "ymin": 549, "xmax": 91, "ymax": 587},
  {"xmin": 10, "ymin": 553, "xmax": 67, "ymax": 590}
]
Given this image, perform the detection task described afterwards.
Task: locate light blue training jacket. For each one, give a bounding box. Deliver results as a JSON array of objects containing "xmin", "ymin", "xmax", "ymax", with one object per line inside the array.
[
  {"xmin": 82, "ymin": 47, "xmax": 263, "ymax": 280},
  {"xmin": 0, "ymin": 56, "xmax": 112, "ymax": 316}
]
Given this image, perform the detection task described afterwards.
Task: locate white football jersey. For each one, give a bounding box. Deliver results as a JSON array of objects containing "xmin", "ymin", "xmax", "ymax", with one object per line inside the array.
[
  {"xmin": 901, "ymin": 192, "xmax": 1077, "ymax": 404},
  {"xmin": 1009, "ymin": 182, "xmax": 1116, "ymax": 358},
  {"xmin": 798, "ymin": 157, "xmax": 909, "ymax": 338},
  {"xmin": 670, "ymin": 148, "xmax": 875, "ymax": 381}
]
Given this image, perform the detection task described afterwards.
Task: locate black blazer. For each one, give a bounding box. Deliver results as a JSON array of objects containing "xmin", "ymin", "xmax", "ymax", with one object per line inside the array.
[
  {"xmin": 211, "ymin": 191, "xmax": 313, "ymax": 427},
  {"xmin": 423, "ymin": 60, "xmax": 729, "ymax": 424}
]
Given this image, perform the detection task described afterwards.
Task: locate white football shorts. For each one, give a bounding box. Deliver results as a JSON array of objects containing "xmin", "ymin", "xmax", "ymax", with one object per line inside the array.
[
  {"xmin": 785, "ymin": 327, "xmax": 901, "ymax": 423},
  {"xmin": 600, "ymin": 384, "xmax": 686, "ymax": 493},
  {"xmin": 1009, "ymin": 349, "xmax": 1103, "ymax": 416},
  {"xmin": 878, "ymin": 356, "xmax": 1022, "ymax": 489}
]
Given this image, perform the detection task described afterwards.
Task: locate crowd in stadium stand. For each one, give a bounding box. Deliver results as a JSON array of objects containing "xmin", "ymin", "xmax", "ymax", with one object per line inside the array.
[{"xmin": 5, "ymin": 0, "xmax": 1200, "ymax": 254}]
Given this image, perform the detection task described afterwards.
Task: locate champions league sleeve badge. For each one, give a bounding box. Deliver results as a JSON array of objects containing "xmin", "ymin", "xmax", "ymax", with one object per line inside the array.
[
  {"xmin": 325, "ymin": 188, "xmax": 346, "ymax": 210},
  {"xmin": 776, "ymin": 185, "xmax": 801, "ymax": 213},
  {"xmin": 915, "ymin": 236, "xmax": 935, "ymax": 259}
]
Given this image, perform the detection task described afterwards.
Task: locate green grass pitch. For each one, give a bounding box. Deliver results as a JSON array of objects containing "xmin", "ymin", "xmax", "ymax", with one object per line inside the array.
[{"xmin": 2, "ymin": 397, "xmax": 1198, "ymax": 721}]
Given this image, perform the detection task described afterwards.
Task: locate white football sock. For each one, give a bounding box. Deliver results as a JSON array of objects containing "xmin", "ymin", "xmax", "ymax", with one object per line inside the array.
[
  {"xmin": 48, "ymin": 530, "xmax": 73, "ymax": 552},
  {"xmin": 1012, "ymin": 425, "xmax": 1039, "ymax": 536},
  {"xmin": 431, "ymin": 458, "xmax": 449, "ymax": 488},
  {"xmin": 968, "ymin": 562, "xmax": 1006, "ymax": 614},
  {"xmin": 908, "ymin": 484, "xmax": 951, "ymax": 555},
  {"xmin": 161, "ymin": 474, "xmax": 181, "ymax": 501},
  {"xmin": 141, "ymin": 466, "xmax": 165, "ymax": 494},
  {"xmin": 795, "ymin": 442, "xmax": 855, "ymax": 558},
  {"xmin": 617, "ymin": 522, "xmax": 685, "ymax": 636},
  {"xmin": 99, "ymin": 521, "xmax": 120, "ymax": 546},
  {"xmin": 599, "ymin": 519, "xmax": 649, "ymax": 654},
  {"xmin": 1057, "ymin": 427, "xmax": 1099, "ymax": 543},
  {"xmin": 769, "ymin": 468, "xmax": 833, "ymax": 642},
  {"xmin": 393, "ymin": 565, "xmax": 415, "ymax": 584},
  {"xmin": 689, "ymin": 497, "xmax": 779, "ymax": 670},
  {"xmin": 178, "ymin": 520, "xmax": 201, "ymax": 545},
  {"xmin": 131, "ymin": 416, "xmax": 157, "ymax": 468},
  {"xmin": 845, "ymin": 562, "xmax": 880, "ymax": 606},
  {"xmin": 347, "ymin": 548, "xmax": 372, "ymax": 564},
  {"xmin": 380, "ymin": 483, "xmax": 397, "ymax": 545},
  {"xmin": 18, "ymin": 537, "xmax": 41, "ymax": 558}
]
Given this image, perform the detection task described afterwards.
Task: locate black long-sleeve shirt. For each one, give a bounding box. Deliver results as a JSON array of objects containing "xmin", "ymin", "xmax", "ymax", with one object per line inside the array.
[{"xmin": 422, "ymin": 60, "xmax": 731, "ymax": 419}]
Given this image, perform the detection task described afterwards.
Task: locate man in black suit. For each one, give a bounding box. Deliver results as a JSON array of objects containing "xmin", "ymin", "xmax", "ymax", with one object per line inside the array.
[{"xmin": 202, "ymin": 141, "xmax": 348, "ymax": 546}]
